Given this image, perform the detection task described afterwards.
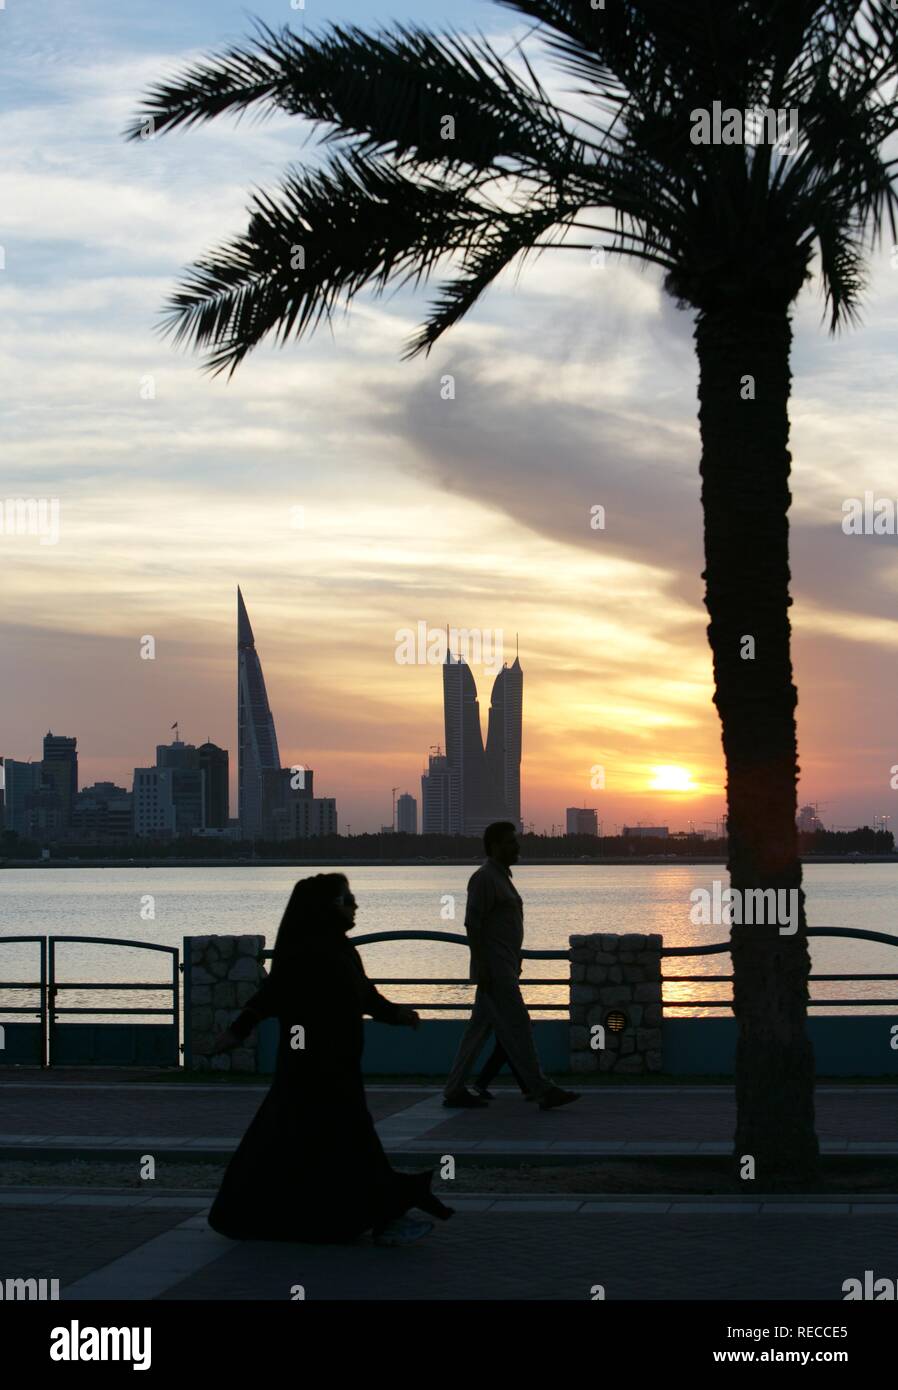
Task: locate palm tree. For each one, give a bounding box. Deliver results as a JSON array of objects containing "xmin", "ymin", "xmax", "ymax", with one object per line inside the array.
[{"xmin": 128, "ymin": 0, "xmax": 898, "ymax": 1184}]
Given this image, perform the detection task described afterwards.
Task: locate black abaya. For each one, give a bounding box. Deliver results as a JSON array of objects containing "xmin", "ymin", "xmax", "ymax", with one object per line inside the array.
[{"xmin": 207, "ymin": 909, "xmax": 449, "ymax": 1242}]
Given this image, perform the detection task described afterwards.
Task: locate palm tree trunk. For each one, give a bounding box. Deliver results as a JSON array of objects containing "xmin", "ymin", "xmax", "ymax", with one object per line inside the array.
[{"xmin": 695, "ymin": 304, "xmax": 818, "ymax": 1187}]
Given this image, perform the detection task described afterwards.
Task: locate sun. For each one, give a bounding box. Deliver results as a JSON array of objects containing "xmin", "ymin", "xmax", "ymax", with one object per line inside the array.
[{"xmin": 649, "ymin": 765, "xmax": 696, "ymax": 793}]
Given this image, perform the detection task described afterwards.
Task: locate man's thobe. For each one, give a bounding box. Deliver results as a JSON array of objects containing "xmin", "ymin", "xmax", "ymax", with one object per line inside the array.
[{"xmin": 443, "ymin": 858, "xmax": 552, "ymax": 1099}]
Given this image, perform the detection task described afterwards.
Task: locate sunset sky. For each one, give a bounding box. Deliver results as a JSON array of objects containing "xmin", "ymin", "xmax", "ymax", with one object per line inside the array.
[{"xmin": 3, "ymin": 0, "xmax": 898, "ymax": 834}]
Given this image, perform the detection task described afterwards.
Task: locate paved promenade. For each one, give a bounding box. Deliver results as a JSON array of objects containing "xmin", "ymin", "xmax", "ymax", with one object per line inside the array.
[
  {"xmin": 1, "ymin": 1073, "xmax": 896, "ymax": 1300},
  {"xmin": 2, "ymin": 1188, "xmax": 897, "ymax": 1301},
  {"xmin": 0, "ymin": 1076, "xmax": 896, "ymax": 1158}
]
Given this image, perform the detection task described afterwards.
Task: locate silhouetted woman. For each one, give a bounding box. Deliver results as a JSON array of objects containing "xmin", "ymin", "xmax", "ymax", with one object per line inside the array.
[{"xmin": 206, "ymin": 873, "xmax": 452, "ymax": 1246}]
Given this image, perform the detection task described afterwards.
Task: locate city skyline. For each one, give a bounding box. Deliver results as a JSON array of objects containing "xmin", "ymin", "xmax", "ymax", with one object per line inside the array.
[{"xmin": 3, "ymin": 0, "xmax": 898, "ymax": 834}]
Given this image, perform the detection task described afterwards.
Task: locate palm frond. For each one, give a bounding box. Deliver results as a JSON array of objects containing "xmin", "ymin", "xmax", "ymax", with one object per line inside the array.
[
  {"xmin": 131, "ymin": 0, "xmax": 898, "ymax": 366},
  {"xmin": 161, "ymin": 151, "xmax": 492, "ymax": 375},
  {"xmin": 128, "ymin": 19, "xmax": 597, "ymax": 178}
]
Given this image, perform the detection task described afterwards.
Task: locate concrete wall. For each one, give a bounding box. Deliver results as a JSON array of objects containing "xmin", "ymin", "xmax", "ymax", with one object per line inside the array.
[
  {"xmin": 568, "ymin": 933, "xmax": 663, "ymax": 1074},
  {"xmin": 184, "ymin": 934, "xmax": 267, "ymax": 1073},
  {"xmin": 254, "ymin": 1017, "xmax": 569, "ymax": 1076}
]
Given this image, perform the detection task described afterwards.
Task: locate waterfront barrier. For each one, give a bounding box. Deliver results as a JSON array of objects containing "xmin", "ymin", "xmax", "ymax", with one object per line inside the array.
[
  {"xmin": 2, "ymin": 928, "xmax": 896, "ymax": 1074},
  {"xmin": 182, "ymin": 928, "xmax": 898, "ymax": 1078}
]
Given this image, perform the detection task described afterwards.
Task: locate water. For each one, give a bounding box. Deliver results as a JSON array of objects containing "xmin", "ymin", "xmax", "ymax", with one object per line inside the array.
[{"xmin": 1, "ymin": 864, "xmax": 897, "ymax": 1021}]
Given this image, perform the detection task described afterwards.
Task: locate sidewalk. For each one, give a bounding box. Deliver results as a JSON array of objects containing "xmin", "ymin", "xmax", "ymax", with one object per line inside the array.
[
  {"xmin": 2, "ymin": 1075, "xmax": 896, "ymax": 1300},
  {"xmin": 2, "ymin": 1188, "xmax": 897, "ymax": 1300},
  {"xmin": 1, "ymin": 1078, "xmax": 897, "ymax": 1158}
]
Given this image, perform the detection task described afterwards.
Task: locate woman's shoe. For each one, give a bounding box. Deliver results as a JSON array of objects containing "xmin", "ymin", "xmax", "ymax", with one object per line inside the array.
[
  {"xmin": 411, "ymin": 1169, "xmax": 455, "ymax": 1220},
  {"xmin": 474, "ymin": 1085, "xmax": 495, "ymax": 1099},
  {"xmin": 373, "ymin": 1216, "xmax": 434, "ymax": 1247}
]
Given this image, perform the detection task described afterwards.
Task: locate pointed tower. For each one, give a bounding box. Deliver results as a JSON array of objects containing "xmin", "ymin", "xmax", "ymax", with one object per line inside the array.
[
  {"xmin": 486, "ymin": 650, "xmax": 523, "ymax": 831},
  {"xmin": 237, "ymin": 587, "xmax": 281, "ymax": 838},
  {"xmin": 442, "ymin": 642, "xmax": 496, "ymax": 836}
]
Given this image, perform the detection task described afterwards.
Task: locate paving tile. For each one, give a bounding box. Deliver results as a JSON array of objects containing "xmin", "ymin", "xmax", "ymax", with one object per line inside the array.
[
  {"xmin": 140, "ymin": 1197, "xmax": 212, "ymax": 1210},
  {"xmin": 55, "ymin": 1194, "xmax": 153, "ymax": 1207},
  {"xmin": 671, "ymin": 1203, "xmax": 762, "ymax": 1214},
  {"xmin": 761, "ymin": 1203, "xmax": 852, "ymax": 1215},
  {"xmin": 487, "ymin": 1200, "xmax": 584, "ymax": 1212},
  {"xmin": 548, "ymin": 1140, "xmax": 626, "ymax": 1151},
  {"xmin": 579, "ymin": 1202, "xmax": 673, "ymax": 1214},
  {"xmin": 0, "ymin": 1191, "xmax": 71, "ymax": 1205},
  {"xmin": 439, "ymin": 1199, "xmax": 497, "ymax": 1212},
  {"xmin": 621, "ymin": 1142, "xmax": 701, "ymax": 1153}
]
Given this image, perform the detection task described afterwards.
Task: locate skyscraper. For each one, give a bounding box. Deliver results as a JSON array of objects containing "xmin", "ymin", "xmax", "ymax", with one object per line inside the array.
[
  {"xmin": 440, "ymin": 644, "xmax": 524, "ymax": 835},
  {"xmin": 0, "ymin": 759, "xmax": 42, "ymax": 836},
  {"xmin": 486, "ymin": 655, "xmax": 523, "ymax": 831},
  {"xmin": 421, "ymin": 748, "xmax": 451, "ymax": 834},
  {"xmin": 42, "ymin": 732, "xmax": 78, "ymax": 826},
  {"xmin": 156, "ymin": 739, "xmax": 205, "ymax": 835},
  {"xmin": 237, "ymin": 587, "xmax": 282, "ymax": 838},
  {"xmin": 396, "ymin": 792, "xmax": 417, "ymax": 834},
  {"xmin": 198, "ymin": 742, "xmax": 230, "ymax": 829},
  {"xmin": 442, "ymin": 653, "xmax": 493, "ymax": 834},
  {"xmin": 132, "ymin": 767, "xmax": 177, "ymax": 837}
]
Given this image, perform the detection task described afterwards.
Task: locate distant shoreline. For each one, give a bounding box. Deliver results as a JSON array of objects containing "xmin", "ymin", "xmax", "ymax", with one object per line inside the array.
[{"xmin": 3, "ymin": 855, "xmax": 897, "ymax": 870}]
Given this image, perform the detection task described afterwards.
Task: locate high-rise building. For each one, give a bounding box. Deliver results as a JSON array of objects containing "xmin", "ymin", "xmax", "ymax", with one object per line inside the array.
[
  {"xmin": 237, "ymin": 587, "xmax": 282, "ymax": 839},
  {"xmin": 486, "ymin": 656, "xmax": 523, "ymax": 830},
  {"xmin": 155, "ymin": 740, "xmax": 204, "ymax": 835},
  {"xmin": 287, "ymin": 796, "xmax": 337, "ymax": 839},
  {"xmin": 566, "ymin": 807, "xmax": 598, "ymax": 836},
  {"xmin": 396, "ymin": 792, "xmax": 417, "ymax": 834},
  {"xmin": 198, "ymin": 742, "xmax": 229, "ymax": 829},
  {"xmin": 132, "ymin": 767, "xmax": 177, "ymax": 838},
  {"xmin": 41, "ymin": 732, "xmax": 78, "ymax": 826},
  {"xmin": 421, "ymin": 749, "xmax": 451, "ymax": 834},
  {"xmin": 441, "ymin": 645, "xmax": 524, "ymax": 835},
  {"xmin": 797, "ymin": 804, "xmax": 822, "ymax": 833},
  {"xmin": 24, "ymin": 783, "xmax": 65, "ymax": 839},
  {"xmin": 72, "ymin": 784, "xmax": 133, "ymax": 842},
  {"xmin": 156, "ymin": 740, "xmax": 198, "ymax": 771},
  {"xmin": 260, "ymin": 766, "xmax": 314, "ymax": 839},
  {"xmin": 443, "ymin": 654, "xmax": 493, "ymax": 835},
  {"xmin": 0, "ymin": 759, "xmax": 42, "ymax": 836}
]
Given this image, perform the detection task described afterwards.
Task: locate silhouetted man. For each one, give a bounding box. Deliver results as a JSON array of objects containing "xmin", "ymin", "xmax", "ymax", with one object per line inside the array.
[{"xmin": 443, "ymin": 821, "xmax": 579, "ymax": 1111}]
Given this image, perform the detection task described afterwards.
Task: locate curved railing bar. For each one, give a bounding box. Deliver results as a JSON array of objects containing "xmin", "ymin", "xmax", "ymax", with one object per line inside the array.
[
  {"xmin": 43, "ymin": 935, "xmax": 177, "ymax": 954},
  {"xmin": 664, "ymin": 927, "xmax": 898, "ymax": 956},
  {"xmin": 277, "ymin": 930, "xmax": 571, "ymax": 959}
]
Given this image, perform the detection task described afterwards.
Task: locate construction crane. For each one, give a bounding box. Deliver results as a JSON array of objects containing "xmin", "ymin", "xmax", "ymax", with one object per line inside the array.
[{"xmin": 702, "ymin": 817, "xmax": 728, "ymax": 839}]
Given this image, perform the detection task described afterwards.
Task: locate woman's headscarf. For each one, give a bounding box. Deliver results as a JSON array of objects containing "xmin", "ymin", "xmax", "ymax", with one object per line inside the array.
[{"xmin": 271, "ymin": 872, "xmax": 350, "ymax": 974}]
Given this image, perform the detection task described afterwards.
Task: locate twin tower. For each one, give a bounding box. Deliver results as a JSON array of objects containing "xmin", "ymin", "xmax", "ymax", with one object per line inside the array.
[
  {"xmin": 239, "ymin": 584, "xmax": 523, "ymax": 838},
  {"xmin": 422, "ymin": 650, "xmax": 523, "ymax": 836}
]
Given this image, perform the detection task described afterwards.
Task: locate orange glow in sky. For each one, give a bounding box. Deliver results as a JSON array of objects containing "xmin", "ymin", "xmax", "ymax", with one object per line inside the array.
[{"xmin": 649, "ymin": 766, "xmax": 697, "ymax": 794}]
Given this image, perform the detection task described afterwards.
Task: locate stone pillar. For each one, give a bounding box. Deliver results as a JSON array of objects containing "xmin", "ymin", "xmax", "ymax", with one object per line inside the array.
[
  {"xmin": 568, "ymin": 933, "xmax": 663, "ymax": 1074},
  {"xmin": 186, "ymin": 935, "xmax": 268, "ymax": 1073}
]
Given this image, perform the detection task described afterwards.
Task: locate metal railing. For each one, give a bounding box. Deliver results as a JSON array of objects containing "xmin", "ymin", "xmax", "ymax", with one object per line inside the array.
[
  {"xmin": 260, "ymin": 926, "xmax": 898, "ymax": 1014},
  {"xmin": 662, "ymin": 927, "xmax": 898, "ymax": 1008},
  {"xmin": 262, "ymin": 930, "xmax": 569, "ymax": 1011},
  {"xmin": 0, "ymin": 935, "xmax": 179, "ymax": 1067},
  {"xmin": 0, "ymin": 936, "xmax": 48, "ymax": 1065}
]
